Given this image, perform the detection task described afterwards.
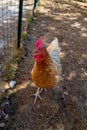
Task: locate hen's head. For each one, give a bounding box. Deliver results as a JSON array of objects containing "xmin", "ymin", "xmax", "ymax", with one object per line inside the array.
[{"xmin": 34, "ymin": 37, "xmax": 47, "ymax": 62}]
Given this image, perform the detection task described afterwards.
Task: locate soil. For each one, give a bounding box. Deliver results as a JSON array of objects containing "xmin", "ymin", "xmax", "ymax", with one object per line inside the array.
[{"xmin": 5, "ymin": 0, "xmax": 87, "ymax": 130}]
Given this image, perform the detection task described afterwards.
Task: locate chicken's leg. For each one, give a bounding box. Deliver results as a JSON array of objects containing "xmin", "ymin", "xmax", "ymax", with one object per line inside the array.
[{"xmin": 32, "ymin": 88, "xmax": 43, "ymax": 104}]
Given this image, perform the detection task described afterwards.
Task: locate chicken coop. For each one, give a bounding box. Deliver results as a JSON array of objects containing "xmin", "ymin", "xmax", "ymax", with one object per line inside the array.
[{"xmin": 0, "ymin": 0, "xmax": 35, "ymax": 72}]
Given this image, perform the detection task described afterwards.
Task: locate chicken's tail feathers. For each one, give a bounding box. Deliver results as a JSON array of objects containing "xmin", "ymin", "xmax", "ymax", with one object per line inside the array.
[
  {"xmin": 47, "ymin": 37, "xmax": 60, "ymax": 55},
  {"xmin": 47, "ymin": 37, "xmax": 62, "ymax": 74},
  {"xmin": 51, "ymin": 37, "xmax": 59, "ymax": 47},
  {"xmin": 48, "ymin": 37, "xmax": 59, "ymax": 49}
]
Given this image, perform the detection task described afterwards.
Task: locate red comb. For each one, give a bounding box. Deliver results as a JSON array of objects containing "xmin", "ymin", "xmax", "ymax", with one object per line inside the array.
[
  {"xmin": 35, "ymin": 37, "xmax": 43, "ymax": 49},
  {"xmin": 84, "ymin": 5, "xmax": 87, "ymax": 8}
]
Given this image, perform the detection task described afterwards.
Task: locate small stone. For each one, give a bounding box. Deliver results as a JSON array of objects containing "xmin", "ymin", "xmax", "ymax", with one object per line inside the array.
[
  {"xmin": 5, "ymin": 114, "xmax": 9, "ymax": 120},
  {"xmin": 0, "ymin": 122, "xmax": 5, "ymax": 128},
  {"xmin": 61, "ymin": 91, "xmax": 68, "ymax": 101},
  {"xmin": 33, "ymin": 28, "xmax": 35, "ymax": 30},
  {"xmin": 9, "ymin": 80, "xmax": 16, "ymax": 89},
  {"xmin": 40, "ymin": 114, "xmax": 43, "ymax": 117},
  {"xmin": 63, "ymin": 91, "xmax": 68, "ymax": 96}
]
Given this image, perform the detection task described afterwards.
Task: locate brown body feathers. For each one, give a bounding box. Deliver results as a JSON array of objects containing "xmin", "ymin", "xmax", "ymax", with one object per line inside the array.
[{"xmin": 31, "ymin": 50, "xmax": 60, "ymax": 88}]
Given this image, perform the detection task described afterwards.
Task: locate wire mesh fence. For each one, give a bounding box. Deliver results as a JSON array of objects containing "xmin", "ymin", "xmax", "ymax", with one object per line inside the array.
[
  {"xmin": 0, "ymin": 0, "xmax": 18, "ymax": 59},
  {"xmin": 0, "ymin": 0, "xmax": 34, "ymax": 71}
]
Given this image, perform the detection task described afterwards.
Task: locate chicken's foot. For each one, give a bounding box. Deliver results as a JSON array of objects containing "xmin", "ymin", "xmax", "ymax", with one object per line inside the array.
[{"xmin": 31, "ymin": 88, "xmax": 43, "ymax": 104}]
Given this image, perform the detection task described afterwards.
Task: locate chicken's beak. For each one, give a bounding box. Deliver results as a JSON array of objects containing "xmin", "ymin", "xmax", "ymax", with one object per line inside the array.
[
  {"xmin": 34, "ymin": 54, "xmax": 37, "ymax": 59},
  {"xmin": 33, "ymin": 50, "xmax": 38, "ymax": 59}
]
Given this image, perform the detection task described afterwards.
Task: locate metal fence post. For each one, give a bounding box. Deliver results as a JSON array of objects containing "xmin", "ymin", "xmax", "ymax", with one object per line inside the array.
[
  {"xmin": 17, "ymin": 0, "xmax": 23, "ymax": 48},
  {"xmin": 33, "ymin": 0, "xmax": 38, "ymax": 16}
]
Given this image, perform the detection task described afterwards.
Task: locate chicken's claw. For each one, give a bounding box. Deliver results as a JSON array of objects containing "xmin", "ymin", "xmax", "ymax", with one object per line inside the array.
[{"xmin": 31, "ymin": 88, "xmax": 43, "ymax": 104}]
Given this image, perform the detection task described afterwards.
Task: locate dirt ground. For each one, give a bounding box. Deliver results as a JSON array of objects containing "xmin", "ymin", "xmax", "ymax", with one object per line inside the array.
[{"xmin": 5, "ymin": 0, "xmax": 87, "ymax": 130}]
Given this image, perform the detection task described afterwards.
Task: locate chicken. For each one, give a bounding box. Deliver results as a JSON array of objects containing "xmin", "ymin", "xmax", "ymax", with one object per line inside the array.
[{"xmin": 31, "ymin": 37, "xmax": 62, "ymax": 104}]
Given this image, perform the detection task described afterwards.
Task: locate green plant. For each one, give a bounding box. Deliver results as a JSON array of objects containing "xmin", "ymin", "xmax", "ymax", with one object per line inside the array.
[
  {"xmin": 38, "ymin": 0, "xmax": 42, "ymax": 6},
  {"xmin": 3, "ymin": 48, "xmax": 24, "ymax": 81},
  {"xmin": 21, "ymin": 32, "xmax": 27, "ymax": 42},
  {"xmin": 3, "ymin": 61, "xmax": 17, "ymax": 81}
]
